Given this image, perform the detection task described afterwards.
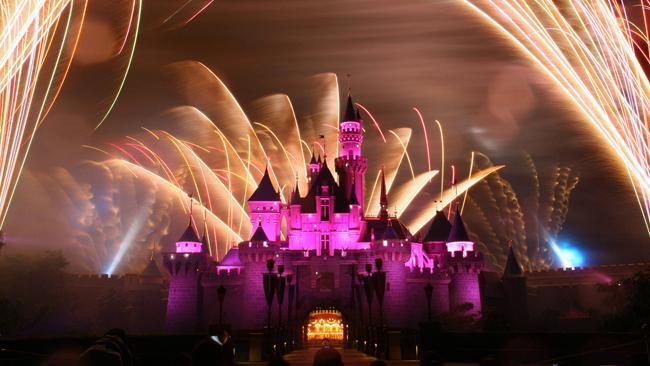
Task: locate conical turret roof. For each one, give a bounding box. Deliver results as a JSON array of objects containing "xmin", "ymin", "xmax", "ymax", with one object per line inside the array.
[
  {"xmin": 503, "ymin": 246, "xmax": 523, "ymax": 277},
  {"xmin": 382, "ymin": 220, "xmax": 399, "ymax": 240},
  {"xmin": 423, "ymin": 211, "xmax": 452, "ymax": 242},
  {"xmin": 178, "ymin": 224, "xmax": 201, "ymax": 243},
  {"xmin": 249, "ymin": 167, "xmax": 281, "ymax": 202},
  {"xmin": 250, "ymin": 222, "xmax": 269, "ymax": 241},
  {"xmin": 447, "ymin": 209, "xmax": 471, "ymax": 242},
  {"xmin": 142, "ymin": 257, "xmax": 162, "ymax": 276},
  {"xmin": 200, "ymin": 231, "xmax": 209, "ymax": 253},
  {"xmin": 343, "ymin": 94, "xmax": 357, "ymax": 122},
  {"xmin": 291, "ymin": 184, "xmax": 301, "ymax": 205},
  {"xmin": 379, "ymin": 167, "xmax": 388, "ymax": 218}
]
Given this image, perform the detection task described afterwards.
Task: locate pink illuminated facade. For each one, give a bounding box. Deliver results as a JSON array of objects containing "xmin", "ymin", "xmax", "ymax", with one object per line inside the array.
[{"xmin": 163, "ymin": 94, "xmax": 484, "ymax": 334}]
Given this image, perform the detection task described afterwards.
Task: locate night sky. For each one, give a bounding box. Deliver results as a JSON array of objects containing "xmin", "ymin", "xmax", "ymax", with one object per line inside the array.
[{"xmin": 5, "ymin": 0, "xmax": 648, "ymax": 272}]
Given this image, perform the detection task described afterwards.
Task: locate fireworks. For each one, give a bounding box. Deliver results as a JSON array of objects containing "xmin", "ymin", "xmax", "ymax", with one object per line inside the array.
[
  {"xmin": 462, "ymin": 0, "xmax": 650, "ymax": 234},
  {"xmin": 463, "ymin": 153, "xmax": 579, "ymax": 272},
  {"xmin": 89, "ymin": 62, "xmax": 499, "ymax": 270},
  {"xmin": 0, "ymin": 0, "xmax": 86, "ymax": 227}
]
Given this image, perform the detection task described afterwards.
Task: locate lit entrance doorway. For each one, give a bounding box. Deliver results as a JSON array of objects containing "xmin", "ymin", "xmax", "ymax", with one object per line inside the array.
[{"xmin": 306, "ymin": 308, "xmax": 345, "ymax": 345}]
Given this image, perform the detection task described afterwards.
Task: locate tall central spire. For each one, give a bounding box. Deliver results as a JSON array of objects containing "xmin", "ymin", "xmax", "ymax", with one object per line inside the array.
[
  {"xmin": 335, "ymin": 86, "xmax": 367, "ymax": 215},
  {"xmin": 380, "ymin": 166, "xmax": 388, "ymax": 218},
  {"xmin": 343, "ymin": 94, "xmax": 357, "ymax": 122}
]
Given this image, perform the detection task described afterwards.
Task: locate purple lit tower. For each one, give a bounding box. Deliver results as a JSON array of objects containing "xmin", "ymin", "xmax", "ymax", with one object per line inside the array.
[
  {"xmin": 163, "ymin": 92, "xmax": 484, "ymax": 334},
  {"xmin": 163, "ymin": 222, "xmax": 210, "ymax": 333}
]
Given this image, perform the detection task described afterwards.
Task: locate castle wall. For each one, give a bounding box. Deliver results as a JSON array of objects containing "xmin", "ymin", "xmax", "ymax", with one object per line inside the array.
[
  {"xmin": 166, "ymin": 270, "xmax": 202, "ymax": 333},
  {"xmin": 450, "ymin": 272, "xmax": 481, "ymax": 314}
]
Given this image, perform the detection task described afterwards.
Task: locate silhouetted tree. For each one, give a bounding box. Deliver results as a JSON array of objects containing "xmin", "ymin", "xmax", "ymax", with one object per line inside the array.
[
  {"xmin": 436, "ymin": 303, "xmax": 480, "ymax": 331},
  {"xmin": 0, "ymin": 250, "xmax": 70, "ymax": 335},
  {"xmin": 599, "ymin": 270, "xmax": 650, "ymax": 331}
]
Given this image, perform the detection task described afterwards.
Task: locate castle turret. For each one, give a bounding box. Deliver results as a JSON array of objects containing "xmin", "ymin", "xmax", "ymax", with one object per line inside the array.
[
  {"xmin": 446, "ymin": 210, "xmax": 482, "ymax": 315},
  {"xmin": 290, "ymin": 183, "xmax": 302, "ymax": 229},
  {"xmin": 502, "ymin": 246, "xmax": 528, "ymax": 329},
  {"xmin": 248, "ymin": 167, "xmax": 282, "ymax": 241},
  {"xmin": 175, "ymin": 222, "xmax": 204, "ymax": 253},
  {"xmin": 421, "ymin": 210, "xmax": 452, "ymax": 260},
  {"xmin": 446, "ymin": 210, "xmax": 474, "ymax": 257},
  {"xmin": 164, "ymin": 223, "xmax": 210, "ymax": 333},
  {"xmin": 335, "ymin": 93, "xmax": 367, "ymax": 213},
  {"xmin": 309, "ymin": 151, "xmax": 321, "ymax": 183}
]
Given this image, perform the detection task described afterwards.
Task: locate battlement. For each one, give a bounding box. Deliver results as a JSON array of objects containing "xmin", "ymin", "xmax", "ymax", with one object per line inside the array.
[
  {"xmin": 406, "ymin": 266, "xmax": 451, "ymax": 281},
  {"xmin": 201, "ymin": 267, "xmax": 245, "ymax": 285},
  {"xmin": 524, "ymin": 262, "xmax": 650, "ymax": 287},
  {"xmin": 162, "ymin": 251, "xmax": 211, "ymax": 276},
  {"xmin": 68, "ymin": 273, "xmax": 127, "ymax": 284},
  {"xmin": 238, "ymin": 243, "xmax": 280, "ymax": 263},
  {"xmin": 527, "ymin": 262, "xmax": 650, "ymax": 274},
  {"xmin": 445, "ymin": 250, "xmax": 483, "ymax": 273}
]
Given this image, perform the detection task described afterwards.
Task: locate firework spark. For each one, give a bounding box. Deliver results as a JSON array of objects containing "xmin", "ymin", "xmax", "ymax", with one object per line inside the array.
[
  {"xmin": 0, "ymin": 0, "xmax": 85, "ymax": 227},
  {"xmin": 91, "ymin": 64, "xmax": 501, "ymax": 270},
  {"xmin": 464, "ymin": 153, "xmax": 579, "ymax": 272},
  {"xmin": 462, "ymin": 0, "xmax": 650, "ymax": 234}
]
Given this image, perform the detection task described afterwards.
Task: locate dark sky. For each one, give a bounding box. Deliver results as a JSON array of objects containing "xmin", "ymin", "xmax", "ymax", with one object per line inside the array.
[{"xmin": 5, "ymin": 0, "xmax": 649, "ymax": 271}]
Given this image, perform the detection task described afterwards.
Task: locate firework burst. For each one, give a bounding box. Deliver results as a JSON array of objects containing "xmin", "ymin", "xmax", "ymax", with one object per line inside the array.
[
  {"xmin": 86, "ymin": 62, "xmax": 502, "ymax": 271},
  {"xmin": 464, "ymin": 153, "xmax": 579, "ymax": 272},
  {"xmin": 0, "ymin": 0, "xmax": 86, "ymax": 227},
  {"xmin": 462, "ymin": 0, "xmax": 650, "ymax": 235}
]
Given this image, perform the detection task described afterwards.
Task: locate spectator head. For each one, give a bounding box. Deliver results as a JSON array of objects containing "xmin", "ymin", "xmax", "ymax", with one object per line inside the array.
[{"xmin": 313, "ymin": 347, "xmax": 342, "ymax": 366}]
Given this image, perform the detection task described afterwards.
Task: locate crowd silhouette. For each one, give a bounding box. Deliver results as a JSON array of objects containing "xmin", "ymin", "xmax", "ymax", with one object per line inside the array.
[{"xmin": 66, "ymin": 330, "xmax": 504, "ymax": 366}]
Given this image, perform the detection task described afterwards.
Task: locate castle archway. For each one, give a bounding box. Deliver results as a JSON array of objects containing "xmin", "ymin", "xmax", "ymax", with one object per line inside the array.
[{"xmin": 305, "ymin": 307, "xmax": 345, "ymax": 344}]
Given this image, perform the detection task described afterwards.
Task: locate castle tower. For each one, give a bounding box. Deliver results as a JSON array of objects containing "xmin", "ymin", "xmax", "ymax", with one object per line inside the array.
[
  {"xmin": 421, "ymin": 210, "xmax": 452, "ymax": 267},
  {"xmin": 248, "ymin": 167, "xmax": 282, "ymax": 241},
  {"xmin": 289, "ymin": 183, "xmax": 302, "ymax": 229},
  {"xmin": 502, "ymin": 245, "xmax": 528, "ymax": 329},
  {"xmin": 164, "ymin": 223, "xmax": 210, "ymax": 333},
  {"xmin": 309, "ymin": 151, "xmax": 321, "ymax": 183},
  {"xmin": 335, "ymin": 94, "xmax": 367, "ymax": 213},
  {"xmin": 446, "ymin": 210, "xmax": 474, "ymax": 257},
  {"xmin": 447, "ymin": 210, "xmax": 482, "ymax": 314}
]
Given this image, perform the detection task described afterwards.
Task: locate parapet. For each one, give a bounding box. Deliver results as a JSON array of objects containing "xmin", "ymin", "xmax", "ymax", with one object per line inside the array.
[
  {"xmin": 445, "ymin": 250, "xmax": 483, "ymax": 273},
  {"xmin": 525, "ymin": 262, "xmax": 650, "ymax": 287},
  {"xmin": 162, "ymin": 251, "xmax": 211, "ymax": 276},
  {"xmin": 406, "ymin": 266, "xmax": 451, "ymax": 282}
]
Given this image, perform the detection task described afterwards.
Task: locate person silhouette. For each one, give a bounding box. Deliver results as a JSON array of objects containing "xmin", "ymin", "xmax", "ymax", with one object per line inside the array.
[{"xmin": 313, "ymin": 338, "xmax": 342, "ymax": 366}]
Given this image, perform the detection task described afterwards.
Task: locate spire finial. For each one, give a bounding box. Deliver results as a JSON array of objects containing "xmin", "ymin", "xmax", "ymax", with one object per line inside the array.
[
  {"xmin": 150, "ymin": 244, "xmax": 155, "ymax": 261},
  {"xmin": 188, "ymin": 192, "xmax": 194, "ymax": 226}
]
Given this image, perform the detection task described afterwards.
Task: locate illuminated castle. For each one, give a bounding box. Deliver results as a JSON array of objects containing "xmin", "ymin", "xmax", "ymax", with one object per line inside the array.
[{"xmin": 163, "ymin": 94, "xmax": 483, "ymax": 334}]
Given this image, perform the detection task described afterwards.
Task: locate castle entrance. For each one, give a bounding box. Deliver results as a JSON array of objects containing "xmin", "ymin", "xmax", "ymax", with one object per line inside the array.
[{"xmin": 306, "ymin": 308, "xmax": 345, "ymax": 344}]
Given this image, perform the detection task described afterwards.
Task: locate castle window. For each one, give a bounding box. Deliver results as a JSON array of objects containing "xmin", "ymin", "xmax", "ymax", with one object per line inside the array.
[
  {"xmin": 320, "ymin": 234, "xmax": 330, "ymax": 255},
  {"xmin": 320, "ymin": 198, "xmax": 330, "ymax": 221}
]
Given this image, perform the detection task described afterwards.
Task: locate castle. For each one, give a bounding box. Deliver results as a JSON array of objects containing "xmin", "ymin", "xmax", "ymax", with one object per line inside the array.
[{"xmin": 162, "ymin": 93, "xmax": 484, "ymax": 334}]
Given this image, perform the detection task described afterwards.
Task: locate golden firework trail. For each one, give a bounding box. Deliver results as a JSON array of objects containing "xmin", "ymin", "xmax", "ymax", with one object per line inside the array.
[
  {"xmin": 462, "ymin": 0, "xmax": 650, "ymax": 234},
  {"xmin": 0, "ymin": 0, "xmax": 85, "ymax": 227},
  {"xmin": 98, "ymin": 66, "xmax": 503, "ymax": 266}
]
